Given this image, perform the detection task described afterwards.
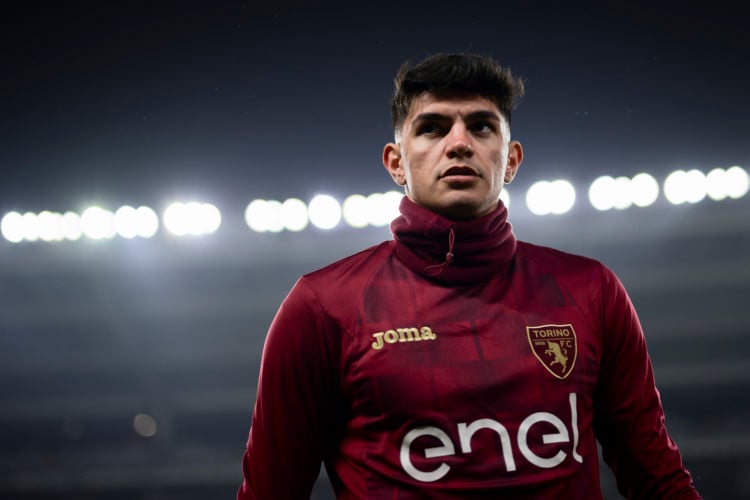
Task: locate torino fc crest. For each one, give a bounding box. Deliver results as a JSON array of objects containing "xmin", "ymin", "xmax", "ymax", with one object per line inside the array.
[{"xmin": 526, "ymin": 324, "xmax": 577, "ymax": 379}]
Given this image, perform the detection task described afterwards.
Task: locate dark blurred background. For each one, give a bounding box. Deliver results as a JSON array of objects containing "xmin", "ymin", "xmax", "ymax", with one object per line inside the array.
[{"xmin": 1, "ymin": 1, "xmax": 748, "ymax": 498}]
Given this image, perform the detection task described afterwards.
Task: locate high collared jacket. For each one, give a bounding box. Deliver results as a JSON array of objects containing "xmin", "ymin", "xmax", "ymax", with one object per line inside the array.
[{"xmin": 238, "ymin": 197, "xmax": 699, "ymax": 499}]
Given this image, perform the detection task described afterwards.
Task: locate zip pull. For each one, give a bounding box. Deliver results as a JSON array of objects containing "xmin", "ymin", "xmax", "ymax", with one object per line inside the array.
[{"xmin": 425, "ymin": 226, "xmax": 455, "ymax": 276}]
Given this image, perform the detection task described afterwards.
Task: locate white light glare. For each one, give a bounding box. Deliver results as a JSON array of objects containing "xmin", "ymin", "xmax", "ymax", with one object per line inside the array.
[
  {"xmin": 342, "ymin": 194, "xmax": 369, "ymax": 228},
  {"xmin": 526, "ymin": 180, "xmax": 576, "ymax": 215},
  {"xmin": 630, "ymin": 173, "xmax": 660, "ymax": 207},
  {"xmin": 81, "ymin": 207, "xmax": 117, "ymax": 240},
  {"xmin": 164, "ymin": 202, "xmax": 221, "ymax": 236},
  {"xmin": 367, "ymin": 193, "xmax": 390, "ymax": 227},
  {"xmin": 114, "ymin": 206, "xmax": 159, "ymax": 239},
  {"xmin": 664, "ymin": 169, "xmax": 707, "ymax": 205},
  {"xmin": 263, "ymin": 200, "xmax": 285, "ymax": 233},
  {"xmin": 37, "ymin": 211, "xmax": 65, "ymax": 241},
  {"xmin": 342, "ymin": 191, "xmax": 402, "ymax": 229},
  {"xmin": 368, "ymin": 191, "xmax": 402, "ymax": 227},
  {"xmin": 62, "ymin": 212, "xmax": 83, "ymax": 241},
  {"xmin": 21, "ymin": 212, "xmax": 40, "ymax": 241},
  {"xmin": 308, "ymin": 194, "xmax": 341, "ymax": 230},
  {"xmin": 2, "ymin": 211, "xmax": 85, "ymax": 243},
  {"xmin": 588, "ymin": 173, "xmax": 658, "ymax": 211},
  {"xmin": 281, "ymin": 198, "xmax": 308, "ymax": 232},
  {"xmin": 706, "ymin": 166, "xmax": 749, "ymax": 201},
  {"xmin": 1, "ymin": 212, "xmax": 24, "ymax": 243},
  {"xmin": 245, "ymin": 198, "xmax": 309, "ymax": 233},
  {"xmin": 245, "ymin": 200, "xmax": 272, "ymax": 233}
]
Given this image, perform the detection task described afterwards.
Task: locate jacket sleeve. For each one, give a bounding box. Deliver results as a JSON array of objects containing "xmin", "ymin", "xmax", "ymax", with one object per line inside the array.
[
  {"xmin": 237, "ymin": 277, "xmax": 342, "ymax": 500},
  {"xmin": 593, "ymin": 266, "xmax": 700, "ymax": 499}
]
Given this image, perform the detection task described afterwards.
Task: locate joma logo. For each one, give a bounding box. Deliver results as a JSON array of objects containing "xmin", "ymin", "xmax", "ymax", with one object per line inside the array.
[{"xmin": 371, "ymin": 326, "xmax": 437, "ymax": 350}]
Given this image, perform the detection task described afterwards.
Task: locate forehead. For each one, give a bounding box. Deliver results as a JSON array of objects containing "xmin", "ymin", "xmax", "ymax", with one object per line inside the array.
[{"xmin": 405, "ymin": 92, "xmax": 504, "ymax": 122}]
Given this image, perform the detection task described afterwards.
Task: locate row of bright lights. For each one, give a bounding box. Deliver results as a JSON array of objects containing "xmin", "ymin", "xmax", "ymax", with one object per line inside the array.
[
  {"xmin": 526, "ymin": 166, "xmax": 748, "ymax": 216},
  {"xmin": 2, "ymin": 166, "xmax": 747, "ymax": 243},
  {"xmin": 0, "ymin": 203, "xmax": 221, "ymax": 243}
]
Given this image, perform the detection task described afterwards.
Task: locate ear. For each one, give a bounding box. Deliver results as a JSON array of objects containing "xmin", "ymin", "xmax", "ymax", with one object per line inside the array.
[
  {"xmin": 382, "ymin": 142, "xmax": 406, "ymax": 186},
  {"xmin": 504, "ymin": 140, "xmax": 523, "ymax": 184}
]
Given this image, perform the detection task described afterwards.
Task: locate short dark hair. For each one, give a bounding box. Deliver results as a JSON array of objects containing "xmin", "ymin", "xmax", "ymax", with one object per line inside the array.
[{"xmin": 390, "ymin": 53, "xmax": 524, "ymax": 132}]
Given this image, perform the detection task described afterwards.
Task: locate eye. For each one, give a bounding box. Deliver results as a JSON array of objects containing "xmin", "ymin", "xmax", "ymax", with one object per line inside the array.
[
  {"xmin": 469, "ymin": 121, "xmax": 496, "ymax": 134},
  {"xmin": 415, "ymin": 122, "xmax": 444, "ymax": 136}
]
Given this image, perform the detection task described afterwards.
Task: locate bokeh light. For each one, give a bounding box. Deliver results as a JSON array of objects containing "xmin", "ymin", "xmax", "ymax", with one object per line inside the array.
[
  {"xmin": 308, "ymin": 194, "xmax": 341, "ymax": 230},
  {"xmin": 526, "ymin": 180, "xmax": 576, "ymax": 215},
  {"xmin": 164, "ymin": 202, "xmax": 221, "ymax": 236}
]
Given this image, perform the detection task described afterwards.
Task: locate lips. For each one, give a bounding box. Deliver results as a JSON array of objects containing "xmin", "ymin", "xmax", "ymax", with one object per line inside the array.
[{"xmin": 441, "ymin": 166, "xmax": 478, "ymax": 178}]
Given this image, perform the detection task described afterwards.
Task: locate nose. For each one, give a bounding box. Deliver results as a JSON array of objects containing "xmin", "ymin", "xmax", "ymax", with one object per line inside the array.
[{"xmin": 446, "ymin": 123, "xmax": 473, "ymax": 158}]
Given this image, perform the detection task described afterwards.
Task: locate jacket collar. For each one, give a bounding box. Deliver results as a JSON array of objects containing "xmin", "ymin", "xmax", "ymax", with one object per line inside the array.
[{"xmin": 390, "ymin": 197, "xmax": 517, "ymax": 284}]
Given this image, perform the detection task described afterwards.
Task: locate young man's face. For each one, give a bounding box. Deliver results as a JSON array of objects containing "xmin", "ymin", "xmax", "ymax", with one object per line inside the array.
[{"xmin": 383, "ymin": 92, "xmax": 523, "ymax": 220}]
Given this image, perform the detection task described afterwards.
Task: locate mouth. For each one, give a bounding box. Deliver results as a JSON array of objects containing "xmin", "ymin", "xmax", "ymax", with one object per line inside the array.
[{"xmin": 440, "ymin": 166, "xmax": 479, "ymax": 179}]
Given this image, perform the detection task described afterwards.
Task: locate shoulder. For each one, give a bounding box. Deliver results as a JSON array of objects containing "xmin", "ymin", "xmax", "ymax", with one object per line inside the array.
[
  {"xmin": 296, "ymin": 240, "xmax": 394, "ymax": 304},
  {"xmin": 303, "ymin": 241, "xmax": 393, "ymax": 281},
  {"xmin": 516, "ymin": 240, "xmax": 608, "ymax": 275},
  {"xmin": 514, "ymin": 240, "xmax": 622, "ymax": 304}
]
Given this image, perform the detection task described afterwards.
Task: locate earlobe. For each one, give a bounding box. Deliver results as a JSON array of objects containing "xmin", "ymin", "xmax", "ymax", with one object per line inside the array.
[{"xmin": 382, "ymin": 143, "xmax": 406, "ymax": 186}]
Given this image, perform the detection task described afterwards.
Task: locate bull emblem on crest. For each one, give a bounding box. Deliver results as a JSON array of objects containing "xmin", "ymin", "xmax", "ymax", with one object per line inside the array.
[
  {"xmin": 526, "ymin": 324, "xmax": 577, "ymax": 379},
  {"xmin": 545, "ymin": 341, "xmax": 569, "ymax": 371}
]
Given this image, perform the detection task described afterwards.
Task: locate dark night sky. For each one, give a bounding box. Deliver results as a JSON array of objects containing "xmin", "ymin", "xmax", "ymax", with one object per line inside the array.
[{"xmin": 1, "ymin": 0, "xmax": 748, "ymax": 217}]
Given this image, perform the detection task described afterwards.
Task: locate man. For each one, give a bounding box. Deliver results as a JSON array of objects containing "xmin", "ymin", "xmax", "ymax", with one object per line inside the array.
[{"xmin": 238, "ymin": 53, "xmax": 700, "ymax": 499}]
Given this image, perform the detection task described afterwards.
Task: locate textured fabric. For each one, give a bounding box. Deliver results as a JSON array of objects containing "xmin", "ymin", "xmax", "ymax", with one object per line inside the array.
[
  {"xmin": 390, "ymin": 197, "xmax": 516, "ymax": 284},
  {"xmin": 238, "ymin": 199, "xmax": 699, "ymax": 499}
]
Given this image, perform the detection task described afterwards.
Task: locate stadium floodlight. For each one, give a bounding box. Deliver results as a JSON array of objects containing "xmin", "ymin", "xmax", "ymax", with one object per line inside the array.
[
  {"xmin": 281, "ymin": 198, "xmax": 309, "ymax": 232},
  {"xmin": 164, "ymin": 202, "xmax": 221, "ymax": 236},
  {"xmin": 589, "ymin": 173, "xmax": 657, "ymax": 211},
  {"xmin": 81, "ymin": 207, "xmax": 117, "ymax": 240},
  {"xmin": 1, "ymin": 211, "xmax": 24, "ymax": 243},
  {"xmin": 664, "ymin": 169, "xmax": 707, "ymax": 205},
  {"xmin": 589, "ymin": 176, "xmax": 616, "ymax": 211},
  {"xmin": 115, "ymin": 206, "xmax": 140, "ymax": 239},
  {"xmin": 664, "ymin": 170, "xmax": 687, "ymax": 205},
  {"xmin": 245, "ymin": 199, "xmax": 271, "ymax": 232},
  {"xmin": 115, "ymin": 205, "xmax": 159, "ymax": 239},
  {"xmin": 342, "ymin": 194, "xmax": 369, "ymax": 228},
  {"xmin": 194, "ymin": 203, "xmax": 221, "ymax": 235},
  {"xmin": 264, "ymin": 200, "xmax": 285, "ymax": 233},
  {"xmin": 706, "ymin": 168, "xmax": 728, "ymax": 201},
  {"xmin": 366, "ymin": 193, "xmax": 387, "ymax": 227},
  {"xmin": 62, "ymin": 212, "xmax": 83, "ymax": 241},
  {"xmin": 134, "ymin": 206, "xmax": 159, "ymax": 238},
  {"xmin": 382, "ymin": 191, "xmax": 404, "ymax": 222},
  {"xmin": 308, "ymin": 194, "xmax": 341, "ymax": 230},
  {"xmin": 526, "ymin": 180, "xmax": 576, "ymax": 215},
  {"xmin": 37, "ymin": 211, "xmax": 64, "ymax": 242},
  {"xmin": 705, "ymin": 166, "xmax": 750, "ymax": 201},
  {"xmin": 725, "ymin": 166, "xmax": 749, "ymax": 199},
  {"xmin": 526, "ymin": 181, "xmax": 551, "ymax": 215},
  {"xmin": 610, "ymin": 176, "xmax": 632, "ymax": 210},
  {"xmin": 684, "ymin": 169, "xmax": 707, "ymax": 203},
  {"xmin": 367, "ymin": 191, "xmax": 403, "ymax": 227},
  {"xmin": 20, "ymin": 212, "xmax": 40, "ymax": 242},
  {"xmin": 629, "ymin": 173, "xmax": 659, "ymax": 207},
  {"xmin": 163, "ymin": 203, "xmax": 186, "ymax": 235},
  {"xmin": 552, "ymin": 180, "xmax": 576, "ymax": 214}
]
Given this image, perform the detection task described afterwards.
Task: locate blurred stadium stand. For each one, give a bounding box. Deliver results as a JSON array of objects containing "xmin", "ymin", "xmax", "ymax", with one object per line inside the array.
[{"xmin": 1, "ymin": 197, "xmax": 748, "ymax": 499}]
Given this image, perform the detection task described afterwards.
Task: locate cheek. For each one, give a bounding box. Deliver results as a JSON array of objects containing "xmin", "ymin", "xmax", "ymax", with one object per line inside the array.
[
  {"xmin": 403, "ymin": 149, "xmax": 431, "ymax": 177},
  {"xmin": 489, "ymin": 147, "xmax": 508, "ymax": 174}
]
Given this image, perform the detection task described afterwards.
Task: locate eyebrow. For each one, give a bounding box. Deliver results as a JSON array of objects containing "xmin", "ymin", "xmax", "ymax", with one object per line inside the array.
[{"xmin": 411, "ymin": 110, "xmax": 502, "ymax": 126}]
